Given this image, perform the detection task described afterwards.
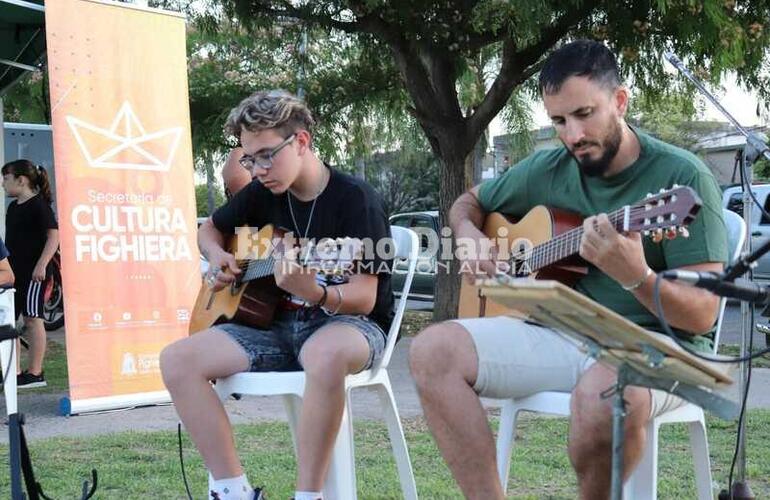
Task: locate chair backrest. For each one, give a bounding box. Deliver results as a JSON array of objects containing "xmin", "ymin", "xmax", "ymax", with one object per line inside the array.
[
  {"xmin": 370, "ymin": 226, "xmax": 419, "ymax": 374},
  {"xmin": 713, "ymin": 208, "xmax": 747, "ymax": 351}
]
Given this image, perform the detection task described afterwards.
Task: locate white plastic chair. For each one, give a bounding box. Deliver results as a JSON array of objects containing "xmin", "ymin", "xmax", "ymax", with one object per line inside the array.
[
  {"xmin": 0, "ymin": 288, "xmax": 19, "ymax": 498},
  {"xmin": 1, "ymin": 288, "xmax": 18, "ymax": 416},
  {"xmin": 214, "ymin": 226, "xmax": 419, "ymax": 500},
  {"xmin": 495, "ymin": 209, "xmax": 746, "ymax": 499}
]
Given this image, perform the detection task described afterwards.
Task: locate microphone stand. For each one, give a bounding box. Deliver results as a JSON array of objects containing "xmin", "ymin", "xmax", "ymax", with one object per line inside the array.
[{"xmin": 665, "ymin": 51, "xmax": 770, "ymax": 500}]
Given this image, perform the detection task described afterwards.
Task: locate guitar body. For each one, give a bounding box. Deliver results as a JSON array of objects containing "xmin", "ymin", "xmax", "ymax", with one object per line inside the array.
[
  {"xmin": 189, "ymin": 225, "xmax": 286, "ymax": 335},
  {"xmin": 458, "ymin": 206, "xmax": 588, "ymax": 318},
  {"xmin": 189, "ymin": 276, "xmax": 284, "ymax": 334}
]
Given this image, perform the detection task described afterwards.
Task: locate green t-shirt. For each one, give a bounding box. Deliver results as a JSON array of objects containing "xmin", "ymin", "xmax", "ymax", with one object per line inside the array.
[{"xmin": 478, "ymin": 130, "xmax": 728, "ymax": 352}]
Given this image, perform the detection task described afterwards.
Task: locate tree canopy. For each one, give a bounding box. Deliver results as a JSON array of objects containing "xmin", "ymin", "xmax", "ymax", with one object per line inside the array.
[
  {"xmin": 5, "ymin": 0, "xmax": 770, "ymax": 319},
  {"xmin": 210, "ymin": 0, "xmax": 770, "ymax": 318}
]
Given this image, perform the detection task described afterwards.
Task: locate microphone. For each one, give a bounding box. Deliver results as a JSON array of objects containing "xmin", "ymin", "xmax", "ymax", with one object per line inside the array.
[{"xmin": 661, "ymin": 270, "xmax": 770, "ymax": 303}]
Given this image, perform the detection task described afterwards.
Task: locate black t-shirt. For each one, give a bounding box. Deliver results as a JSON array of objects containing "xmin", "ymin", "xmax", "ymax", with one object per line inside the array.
[
  {"xmin": 212, "ymin": 165, "xmax": 395, "ymax": 332},
  {"xmin": 6, "ymin": 194, "xmax": 58, "ymax": 277}
]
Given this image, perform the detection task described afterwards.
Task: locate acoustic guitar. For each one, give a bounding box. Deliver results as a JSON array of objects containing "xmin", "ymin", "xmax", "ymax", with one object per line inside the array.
[
  {"xmin": 189, "ymin": 224, "xmax": 362, "ymax": 334},
  {"xmin": 457, "ymin": 186, "xmax": 703, "ymax": 318}
]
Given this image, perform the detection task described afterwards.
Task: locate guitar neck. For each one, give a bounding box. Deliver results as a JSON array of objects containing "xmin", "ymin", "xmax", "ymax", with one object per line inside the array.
[
  {"xmin": 527, "ymin": 207, "xmax": 627, "ymax": 272},
  {"xmin": 237, "ymin": 255, "xmax": 354, "ymax": 282},
  {"xmin": 239, "ymin": 257, "xmax": 277, "ymax": 282}
]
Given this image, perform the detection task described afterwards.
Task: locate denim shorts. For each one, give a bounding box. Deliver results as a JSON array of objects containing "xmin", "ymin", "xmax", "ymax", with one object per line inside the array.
[{"xmin": 217, "ymin": 307, "xmax": 387, "ymax": 372}]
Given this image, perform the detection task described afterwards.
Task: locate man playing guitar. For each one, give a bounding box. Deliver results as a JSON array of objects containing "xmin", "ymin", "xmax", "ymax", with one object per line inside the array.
[
  {"xmin": 409, "ymin": 40, "xmax": 728, "ymax": 499},
  {"xmin": 160, "ymin": 90, "xmax": 393, "ymax": 500}
]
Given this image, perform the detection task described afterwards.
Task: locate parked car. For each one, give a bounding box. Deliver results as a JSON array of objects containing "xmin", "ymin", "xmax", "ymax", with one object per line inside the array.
[
  {"xmin": 722, "ymin": 184, "xmax": 770, "ymax": 282},
  {"xmin": 389, "ymin": 211, "xmax": 439, "ymax": 301}
]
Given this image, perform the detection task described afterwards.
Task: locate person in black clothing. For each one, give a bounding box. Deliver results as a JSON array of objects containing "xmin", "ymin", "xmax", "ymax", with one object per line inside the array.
[
  {"xmin": 2, "ymin": 159, "xmax": 59, "ymax": 389},
  {"xmin": 160, "ymin": 90, "xmax": 394, "ymax": 500},
  {"xmin": 0, "ymin": 237, "xmax": 14, "ymax": 287},
  {"xmin": 222, "ymin": 146, "xmax": 252, "ymax": 200}
]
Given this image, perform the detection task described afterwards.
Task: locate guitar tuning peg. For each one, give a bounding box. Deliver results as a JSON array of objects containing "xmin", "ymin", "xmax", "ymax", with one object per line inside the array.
[
  {"xmin": 672, "ymin": 183, "xmax": 680, "ymax": 188},
  {"xmin": 652, "ymin": 229, "xmax": 664, "ymax": 243},
  {"xmin": 678, "ymin": 226, "xmax": 690, "ymax": 238},
  {"xmin": 665, "ymin": 227, "xmax": 678, "ymax": 240},
  {"xmin": 646, "ymin": 192, "xmax": 653, "ymax": 199},
  {"xmin": 643, "ymin": 229, "xmax": 651, "ymax": 237},
  {"xmin": 659, "ymin": 188, "xmax": 667, "ymax": 193}
]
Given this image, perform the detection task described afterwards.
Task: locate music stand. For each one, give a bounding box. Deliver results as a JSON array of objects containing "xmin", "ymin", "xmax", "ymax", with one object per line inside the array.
[{"xmin": 478, "ymin": 277, "xmax": 739, "ymax": 500}]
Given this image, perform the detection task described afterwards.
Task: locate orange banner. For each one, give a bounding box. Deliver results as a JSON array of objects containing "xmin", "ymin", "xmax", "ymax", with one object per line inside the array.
[{"xmin": 45, "ymin": 0, "xmax": 198, "ymax": 413}]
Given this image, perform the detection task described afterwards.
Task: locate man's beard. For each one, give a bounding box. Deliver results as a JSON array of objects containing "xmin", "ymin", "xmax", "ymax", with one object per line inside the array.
[{"xmin": 568, "ymin": 121, "xmax": 623, "ymax": 177}]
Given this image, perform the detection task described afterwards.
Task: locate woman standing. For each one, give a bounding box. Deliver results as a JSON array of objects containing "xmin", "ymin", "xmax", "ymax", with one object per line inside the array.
[{"xmin": 2, "ymin": 159, "xmax": 59, "ymax": 389}]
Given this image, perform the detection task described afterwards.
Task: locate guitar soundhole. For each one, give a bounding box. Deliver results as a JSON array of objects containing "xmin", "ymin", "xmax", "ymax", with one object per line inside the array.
[
  {"xmin": 511, "ymin": 239, "xmax": 533, "ymax": 277},
  {"xmin": 229, "ymin": 281, "xmax": 245, "ymax": 296}
]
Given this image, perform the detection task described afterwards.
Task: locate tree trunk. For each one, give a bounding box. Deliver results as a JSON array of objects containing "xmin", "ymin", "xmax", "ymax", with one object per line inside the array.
[
  {"xmin": 473, "ymin": 132, "xmax": 487, "ymax": 186},
  {"xmin": 432, "ymin": 147, "xmax": 471, "ymax": 322}
]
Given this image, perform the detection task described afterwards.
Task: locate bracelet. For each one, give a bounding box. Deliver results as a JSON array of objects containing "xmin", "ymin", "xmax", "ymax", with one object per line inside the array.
[
  {"xmin": 622, "ymin": 268, "xmax": 653, "ymax": 291},
  {"xmin": 316, "ymin": 284, "xmax": 328, "ymax": 307},
  {"xmin": 323, "ymin": 286, "xmax": 344, "ymax": 316}
]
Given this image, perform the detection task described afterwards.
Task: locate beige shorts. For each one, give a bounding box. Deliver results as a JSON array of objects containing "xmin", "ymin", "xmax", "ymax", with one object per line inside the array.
[{"xmin": 452, "ymin": 315, "xmax": 685, "ymax": 419}]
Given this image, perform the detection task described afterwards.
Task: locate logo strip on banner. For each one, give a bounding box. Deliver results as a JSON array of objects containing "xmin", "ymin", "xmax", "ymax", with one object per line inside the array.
[{"xmin": 45, "ymin": 0, "xmax": 199, "ymax": 414}]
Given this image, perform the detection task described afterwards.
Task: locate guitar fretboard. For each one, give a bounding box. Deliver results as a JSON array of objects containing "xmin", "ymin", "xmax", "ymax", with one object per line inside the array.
[
  {"xmin": 524, "ymin": 207, "xmax": 629, "ymax": 273},
  {"xmin": 240, "ymin": 256, "xmax": 277, "ymax": 282},
  {"xmin": 236, "ymin": 254, "xmax": 354, "ymax": 283}
]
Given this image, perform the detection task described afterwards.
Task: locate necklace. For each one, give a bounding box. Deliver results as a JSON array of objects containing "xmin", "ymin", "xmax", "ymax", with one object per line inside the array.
[{"xmin": 287, "ymin": 166, "xmax": 328, "ymax": 240}]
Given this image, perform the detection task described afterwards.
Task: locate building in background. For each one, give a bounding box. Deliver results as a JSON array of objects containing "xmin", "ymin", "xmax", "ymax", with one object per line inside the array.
[
  {"xmin": 491, "ymin": 122, "xmax": 769, "ymax": 185},
  {"xmin": 693, "ymin": 125, "xmax": 769, "ymax": 186}
]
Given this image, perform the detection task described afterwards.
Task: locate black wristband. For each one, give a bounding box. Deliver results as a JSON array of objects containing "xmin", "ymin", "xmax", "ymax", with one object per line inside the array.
[{"xmin": 316, "ymin": 284, "xmax": 328, "ymax": 307}]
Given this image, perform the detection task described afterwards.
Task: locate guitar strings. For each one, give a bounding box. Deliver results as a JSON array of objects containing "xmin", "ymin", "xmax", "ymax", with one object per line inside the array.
[
  {"xmin": 510, "ymin": 207, "xmax": 678, "ymax": 274},
  {"xmin": 234, "ymin": 248, "xmax": 355, "ymax": 282}
]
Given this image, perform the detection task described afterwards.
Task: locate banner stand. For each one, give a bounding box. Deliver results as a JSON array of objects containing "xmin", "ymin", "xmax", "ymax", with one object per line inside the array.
[
  {"xmin": 46, "ymin": 0, "xmax": 198, "ymax": 413},
  {"xmin": 58, "ymin": 390, "xmax": 171, "ymax": 416}
]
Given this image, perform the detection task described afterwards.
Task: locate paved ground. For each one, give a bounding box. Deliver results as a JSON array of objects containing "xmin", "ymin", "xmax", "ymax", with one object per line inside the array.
[{"xmin": 1, "ymin": 303, "xmax": 769, "ymax": 444}]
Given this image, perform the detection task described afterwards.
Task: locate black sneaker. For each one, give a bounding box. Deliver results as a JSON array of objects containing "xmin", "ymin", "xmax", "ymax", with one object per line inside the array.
[{"xmin": 17, "ymin": 371, "xmax": 46, "ymax": 389}]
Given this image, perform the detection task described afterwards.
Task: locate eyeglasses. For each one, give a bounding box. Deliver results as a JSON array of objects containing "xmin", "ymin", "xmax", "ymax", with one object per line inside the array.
[{"xmin": 239, "ymin": 134, "xmax": 296, "ymax": 171}]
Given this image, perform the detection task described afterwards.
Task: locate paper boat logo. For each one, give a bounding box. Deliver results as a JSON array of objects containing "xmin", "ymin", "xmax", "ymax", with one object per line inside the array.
[{"xmin": 66, "ymin": 102, "xmax": 183, "ymax": 172}]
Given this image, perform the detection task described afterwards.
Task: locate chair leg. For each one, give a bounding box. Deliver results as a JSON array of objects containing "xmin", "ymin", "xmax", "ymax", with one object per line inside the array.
[
  {"xmin": 373, "ymin": 379, "xmax": 419, "ymax": 500},
  {"xmin": 321, "ymin": 394, "xmax": 357, "ymax": 500},
  {"xmin": 624, "ymin": 418, "xmax": 659, "ymax": 500},
  {"xmin": 687, "ymin": 417, "xmax": 713, "ymax": 500},
  {"xmin": 282, "ymin": 394, "xmax": 303, "ymax": 457},
  {"xmin": 495, "ymin": 400, "xmax": 519, "ymax": 493}
]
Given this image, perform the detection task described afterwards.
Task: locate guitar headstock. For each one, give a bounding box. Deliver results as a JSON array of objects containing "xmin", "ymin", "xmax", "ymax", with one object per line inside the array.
[{"xmin": 625, "ymin": 185, "xmax": 702, "ymax": 242}]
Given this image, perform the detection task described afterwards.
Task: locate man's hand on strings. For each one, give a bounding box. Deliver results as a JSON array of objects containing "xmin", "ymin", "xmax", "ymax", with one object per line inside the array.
[
  {"xmin": 205, "ymin": 248, "xmax": 241, "ymax": 292},
  {"xmin": 580, "ymin": 213, "xmax": 649, "ymax": 288},
  {"xmin": 459, "ymin": 239, "xmax": 510, "ymax": 285}
]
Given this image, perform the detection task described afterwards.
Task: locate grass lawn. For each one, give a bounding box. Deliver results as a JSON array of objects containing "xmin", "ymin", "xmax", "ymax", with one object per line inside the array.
[
  {"xmin": 3, "ymin": 312, "xmax": 768, "ymax": 498},
  {"xmin": 0, "ymin": 412, "xmax": 769, "ymax": 498},
  {"xmin": 718, "ymin": 344, "xmax": 770, "ymax": 369}
]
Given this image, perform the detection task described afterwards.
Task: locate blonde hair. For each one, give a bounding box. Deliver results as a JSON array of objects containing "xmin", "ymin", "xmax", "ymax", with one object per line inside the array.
[{"xmin": 225, "ymin": 90, "xmax": 315, "ymax": 140}]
